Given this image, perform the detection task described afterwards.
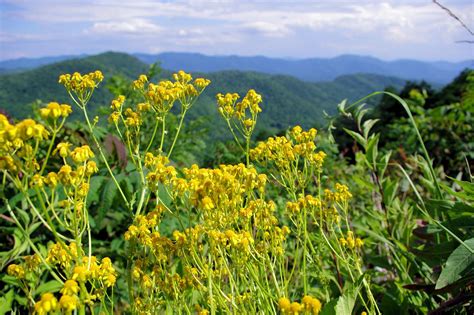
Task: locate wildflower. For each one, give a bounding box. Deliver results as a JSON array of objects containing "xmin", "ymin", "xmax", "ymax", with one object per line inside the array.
[
  {"xmin": 59, "ymin": 294, "xmax": 78, "ymax": 312},
  {"xmin": 72, "ymin": 266, "xmax": 89, "ymax": 282},
  {"xmin": 70, "ymin": 145, "xmax": 94, "ymax": 164},
  {"xmin": 103, "ymin": 273, "xmax": 117, "ymax": 287},
  {"xmin": 201, "ymin": 196, "xmax": 215, "ymax": 210},
  {"xmin": 40, "ymin": 102, "xmax": 72, "ymax": 120},
  {"xmin": 278, "ymin": 297, "xmax": 291, "ymax": 312},
  {"xmin": 34, "ymin": 293, "xmax": 58, "ymax": 315},
  {"xmin": 30, "ymin": 174, "xmax": 44, "ymax": 187},
  {"xmin": 55, "ymin": 142, "xmax": 71, "ymax": 158},
  {"xmin": 7, "ymin": 264, "xmax": 25, "ymax": 279},
  {"xmin": 335, "ymin": 183, "xmax": 352, "ymax": 202},
  {"xmin": 85, "ymin": 161, "xmax": 98, "ymax": 176},
  {"xmin": 59, "ymin": 71, "xmax": 104, "ymax": 103},
  {"xmin": 110, "ymin": 95, "xmax": 125, "ymax": 111},
  {"xmin": 109, "ymin": 111, "xmax": 120, "ymax": 124},
  {"xmin": 302, "ymin": 295, "xmax": 322, "ymax": 314},
  {"xmin": 44, "ymin": 172, "xmax": 59, "ymax": 187},
  {"xmin": 194, "ymin": 78, "xmax": 211, "ymax": 90},
  {"xmin": 290, "ymin": 302, "xmax": 304, "ymax": 314},
  {"xmin": 61, "ymin": 280, "xmax": 80, "ymax": 296}
]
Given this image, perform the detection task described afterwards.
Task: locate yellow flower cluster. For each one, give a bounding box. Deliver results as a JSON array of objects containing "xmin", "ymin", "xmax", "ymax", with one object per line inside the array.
[
  {"xmin": 58, "ymin": 71, "xmax": 104, "ymax": 102},
  {"xmin": 29, "ymin": 144, "xmax": 96, "ymax": 192},
  {"xmin": 39, "ymin": 102, "xmax": 72, "ymax": 121},
  {"xmin": 6, "ymin": 264, "xmax": 25, "ymax": 279},
  {"xmin": 34, "ymin": 293, "xmax": 58, "ymax": 315},
  {"xmin": 126, "ymin": 157, "xmax": 296, "ymax": 312},
  {"xmin": 130, "ymin": 71, "xmax": 210, "ymax": 116},
  {"xmin": 183, "ymin": 163, "xmax": 267, "ymax": 227},
  {"xmin": 278, "ymin": 295, "xmax": 322, "ymax": 315},
  {"xmin": 46, "ymin": 242, "xmax": 79, "ymax": 269},
  {"xmin": 110, "ymin": 95, "xmax": 125, "ymax": 111},
  {"xmin": 8, "ymin": 241, "xmax": 115, "ymax": 314},
  {"xmin": 251, "ymin": 126, "xmax": 325, "ymax": 169},
  {"xmin": 6, "ymin": 254, "xmax": 41, "ymax": 282},
  {"xmin": 70, "ymin": 145, "xmax": 94, "ymax": 164},
  {"xmin": 217, "ymin": 89, "xmax": 262, "ymax": 135},
  {"xmin": 145, "ymin": 153, "xmax": 177, "ymax": 190},
  {"xmin": 286, "ymin": 195, "xmax": 322, "ymax": 215},
  {"xmin": 284, "ymin": 185, "xmax": 351, "ymax": 226},
  {"xmin": 339, "ymin": 231, "xmax": 364, "ymax": 250},
  {"xmin": 324, "ymin": 183, "xmax": 353, "ymax": 204},
  {"xmin": 0, "ymin": 114, "xmax": 49, "ymax": 173}
]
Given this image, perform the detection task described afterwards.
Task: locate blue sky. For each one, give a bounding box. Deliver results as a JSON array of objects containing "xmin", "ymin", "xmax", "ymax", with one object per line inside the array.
[{"xmin": 0, "ymin": 0, "xmax": 473, "ymax": 61}]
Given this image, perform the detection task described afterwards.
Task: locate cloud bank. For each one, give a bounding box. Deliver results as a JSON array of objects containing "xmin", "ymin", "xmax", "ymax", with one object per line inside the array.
[{"xmin": 0, "ymin": 0, "xmax": 472, "ymax": 61}]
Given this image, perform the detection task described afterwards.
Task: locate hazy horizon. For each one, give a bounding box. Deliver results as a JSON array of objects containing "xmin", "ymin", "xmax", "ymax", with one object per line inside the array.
[
  {"xmin": 1, "ymin": 0, "xmax": 473, "ymax": 63},
  {"xmin": 0, "ymin": 50, "xmax": 472, "ymax": 64}
]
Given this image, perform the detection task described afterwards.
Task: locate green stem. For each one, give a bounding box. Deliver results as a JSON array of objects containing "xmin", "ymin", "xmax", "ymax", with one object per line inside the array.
[
  {"xmin": 159, "ymin": 115, "xmax": 166, "ymax": 154},
  {"xmin": 81, "ymin": 106, "xmax": 130, "ymax": 209},
  {"xmin": 167, "ymin": 108, "xmax": 188, "ymax": 158},
  {"xmin": 145, "ymin": 117, "xmax": 160, "ymax": 154},
  {"xmin": 245, "ymin": 136, "xmax": 250, "ymax": 166},
  {"xmin": 5, "ymin": 199, "xmax": 64, "ymax": 284},
  {"xmin": 39, "ymin": 128, "xmax": 58, "ymax": 175},
  {"xmin": 226, "ymin": 119, "xmax": 245, "ymax": 153}
]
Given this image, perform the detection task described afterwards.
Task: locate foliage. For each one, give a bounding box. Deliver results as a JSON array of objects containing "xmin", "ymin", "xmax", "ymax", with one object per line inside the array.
[
  {"xmin": 0, "ymin": 66, "xmax": 473, "ymax": 315},
  {"xmin": 0, "ymin": 52, "xmax": 407, "ymax": 140}
]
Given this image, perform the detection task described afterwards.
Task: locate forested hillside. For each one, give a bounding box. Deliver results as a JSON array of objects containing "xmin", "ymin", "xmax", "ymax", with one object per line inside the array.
[
  {"xmin": 0, "ymin": 52, "xmax": 406, "ymax": 136},
  {"xmin": 136, "ymin": 52, "xmax": 471, "ymax": 84}
]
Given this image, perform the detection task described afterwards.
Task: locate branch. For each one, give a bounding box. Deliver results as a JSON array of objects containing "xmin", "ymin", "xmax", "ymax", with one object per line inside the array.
[{"xmin": 433, "ymin": 0, "xmax": 474, "ymax": 36}]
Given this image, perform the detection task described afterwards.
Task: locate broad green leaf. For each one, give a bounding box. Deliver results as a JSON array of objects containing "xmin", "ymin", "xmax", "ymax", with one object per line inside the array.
[
  {"xmin": 363, "ymin": 118, "xmax": 379, "ymax": 139},
  {"xmin": 343, "ymin": 128, "xmax": 366, "ymax": 147},
  {"xmin": 320, "ymin": 299, "xmax": 338, "ymax": 315},
  {"xmin": 87, "ymin": 175, "xmax": 107, "ymax": 206},
  {"xmin": 365, "ymin": 134, "xmax": 379, "ymax": 167},
  {"xmin": 378, "ymin": 151, "xmax": 391, "ymax": 179},
  {"xmin": 435, "ymin": 238, "xmax": 474, "ymax": 289},
  {"xmin": 356, "ymin": 108, "xmax": 369, "ymax": 128},
  {"xmin": 335, "ymin": 291, "xmax": 357, "ymax": 315},
  {"xmin": 335, "ymin": 276, "xmax": 364, "ymax": 315},
  {"xmin": 35, "ymin": 280, "xmax": 62, "ymax": 296},
  {"xmin": 0, "ymin": 289, "xmax": 14, "ymax": 315}
]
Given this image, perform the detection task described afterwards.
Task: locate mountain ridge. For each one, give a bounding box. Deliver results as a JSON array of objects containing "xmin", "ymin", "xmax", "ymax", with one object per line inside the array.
[
  {"xmin": 0, "ymin": 52, "xmax": 409, "ymax": 140},
  {"xmin": 1, "ymin": 51, "xmax": 471, "ymax": 84},
  {"xmin": 134, "ymin": 52, "xmax": 472, "ymax": 84}
]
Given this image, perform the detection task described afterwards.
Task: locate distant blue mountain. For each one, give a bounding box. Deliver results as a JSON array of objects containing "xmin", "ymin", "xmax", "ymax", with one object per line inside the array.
[
  {"xmin": 0, "ymin": 55, "xmax": 87, "ymax": 73},
  {"xmin": 134, "ymin": 52, "xmax": 472, "ymax": 84},
  {"xmin": 0, "ymin": 52, "xmax": 471, "ymax": 84}
]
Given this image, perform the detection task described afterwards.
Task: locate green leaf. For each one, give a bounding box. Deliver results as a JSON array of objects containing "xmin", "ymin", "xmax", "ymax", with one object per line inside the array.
[
  {"xmin": 343, "ymin": 128, "xmax": 366, "ymax": 147},
  {"xmin": 362, "ymin": 119, "xmax": 379, "ymax": 139},
  {"xmin": 0, "ymin": 289, "xmax": 14, "ymax": 315},
  {"xmin": 320, "ymin": 299, "xmax": 338, "ymax": 315},
  {"xmin": 378, "ymin": 151, "xmax": 391, "ymax": 180},
  {"xmin": 35, "ymin": 280, "xmax": 62, "ymax": 296},
  {"xmin": 435, "ymin": 238, "xmax": 474, "ymax": 289},
  {"xmin": 27, "ymin": 222, "xmax": 42, "ymax": 235},
  {"xmin": 365, "ymin": 134, "xmax": 379, "ymax": 167},
  {"xmin": 87, "ymin": 175, "xmax": 107, "ymax": 207},
  {"xmin": 335, "ymin": 275, "xmax": 365, "ymax": 315},
  {"xmin": 335, "ymin": 292, "xmax": 357, "ymax": 315},
  {"xmin": 356, "ymin": 108, "xmax": 369, "ymax": 128},
  {"xmin": 98, "ymin": 178, "xmax": 118, "ymax": 225}
]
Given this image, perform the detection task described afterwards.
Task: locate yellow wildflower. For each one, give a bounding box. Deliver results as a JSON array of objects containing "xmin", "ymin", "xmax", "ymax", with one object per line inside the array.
[
  {"xmin": 34, "ymin": 293, "xmax": 58, "ymax": 315},
  {"xmin": 61, "ymin": 280, "xmax": 80, "ymax": 296}
]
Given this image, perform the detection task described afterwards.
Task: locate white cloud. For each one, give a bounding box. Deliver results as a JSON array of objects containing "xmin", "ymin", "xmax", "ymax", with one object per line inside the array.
[
  {"xmin": 1, "ymin": 0, "xmax": 472, "ymax": 60},
  {"xmin": 87, "ymin": 19, "xmax": 163, "ymax": 35},
  {"xmin": 243, "ymin": 21, "xmax": 291, "ymax": 37}
]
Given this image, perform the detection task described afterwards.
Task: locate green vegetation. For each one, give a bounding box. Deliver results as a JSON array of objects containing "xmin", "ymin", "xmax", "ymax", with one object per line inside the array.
[
  {"xmin": 1, "ymin": 62, "xmax": 473, "ymax": 314},
  {"xmin": 0, "ymin": 52, "xmax": 406, "ymax": 137}
]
